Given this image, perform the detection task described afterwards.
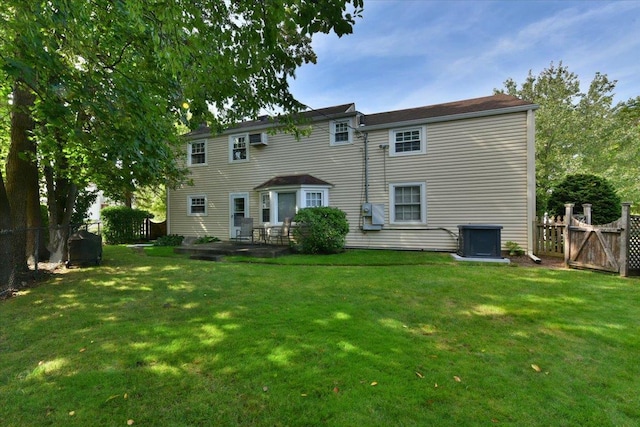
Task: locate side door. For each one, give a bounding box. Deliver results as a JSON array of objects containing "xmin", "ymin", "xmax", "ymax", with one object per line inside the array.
[{"xmin": 229, "ymin": 192, "xmax": 249, "ymax": 239}]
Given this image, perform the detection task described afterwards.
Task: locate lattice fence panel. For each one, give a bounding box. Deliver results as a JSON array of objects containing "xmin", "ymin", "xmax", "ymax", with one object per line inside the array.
[{"xmin": 630, "ymin": 215, "xmax": 640, "ymax": 270}]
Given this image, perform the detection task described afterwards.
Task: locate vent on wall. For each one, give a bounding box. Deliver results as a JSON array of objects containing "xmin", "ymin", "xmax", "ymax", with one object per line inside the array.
[
  {"xmin": 249, "ymin": 132, "xmax": 268, "ymax": 146},
  {"xmin": 457, "ymin": 224, "xmax": 503, "ymax": 258}
]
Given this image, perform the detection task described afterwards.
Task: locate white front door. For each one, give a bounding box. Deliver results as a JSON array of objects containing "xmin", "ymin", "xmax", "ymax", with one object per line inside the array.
[{"xmin": 229, "ymin": 193, "xmax": 249, "ymax": 239}]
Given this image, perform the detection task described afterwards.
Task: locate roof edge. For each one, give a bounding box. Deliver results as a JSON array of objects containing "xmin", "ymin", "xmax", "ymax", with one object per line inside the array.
[{"xmin": 361, "ymin": 104, "xmax": 539, "ymax": 131}]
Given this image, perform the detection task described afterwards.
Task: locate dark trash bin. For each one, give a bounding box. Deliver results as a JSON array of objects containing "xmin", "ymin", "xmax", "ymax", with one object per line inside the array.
[{"xmin": 66, "ymin": 230, "xmax": 103, "ymax": 267}]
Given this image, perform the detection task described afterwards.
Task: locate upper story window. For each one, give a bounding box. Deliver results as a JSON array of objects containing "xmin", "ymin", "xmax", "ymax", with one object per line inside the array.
[
  {"xmin": 188, "ymin": 140, "xmax": 206, "ymax": 166},
  {"xmin": 389, "ymin": 126, "xmax": 426, "ymax": 156},
  {"xmin": 330, "ymin": 119, "xmax": 353, "ymax": 145},
  {"xmin": 389, "ymin": 182, "xmax": 426, "ymax": 224},
  {"xmin": 188, "ymin": 195, "xmax": 207, "ymax": 216},
  {"xmin": 229, "ymin": 134, "xmax": 249, "ymax": 163}
]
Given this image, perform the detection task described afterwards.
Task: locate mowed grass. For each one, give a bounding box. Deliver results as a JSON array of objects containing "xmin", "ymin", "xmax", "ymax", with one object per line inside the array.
[{"xmin": 1, "ymin": 246, "xmax": 639, "ymax": 426}]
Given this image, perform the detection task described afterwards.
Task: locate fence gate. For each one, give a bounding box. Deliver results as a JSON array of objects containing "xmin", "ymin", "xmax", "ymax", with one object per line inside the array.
[
  {"xmin": 564, "ymin": 203, "xmax": 634, "ymax": 276},
  {"xmin": 566, "ymin": 218, "xmax": 622, "ymax": 273}
]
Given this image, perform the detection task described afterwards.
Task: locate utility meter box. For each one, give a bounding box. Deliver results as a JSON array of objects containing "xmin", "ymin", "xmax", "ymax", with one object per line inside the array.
[{"xmin": 362, "ymin": 203, "xmax": 385, "ymax": 231}]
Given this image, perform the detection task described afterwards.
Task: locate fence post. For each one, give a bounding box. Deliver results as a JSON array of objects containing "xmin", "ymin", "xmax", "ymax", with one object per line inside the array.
[
  {"xmin": 619, "ymin": 202, "xmax": 631, "ymax": 277},
  {"xmin": 583, "ymin": 203, "xmax": 592, "ymax": 225},
  {"xmin": 564, "ymin": 203, "xmax": 574, "ymax": 267}
]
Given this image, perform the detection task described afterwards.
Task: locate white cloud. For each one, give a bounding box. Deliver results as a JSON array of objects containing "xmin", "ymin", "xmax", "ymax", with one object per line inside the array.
[{"xmin": 291, "ymin": 1, "xmax": 640, "ymax": 113}]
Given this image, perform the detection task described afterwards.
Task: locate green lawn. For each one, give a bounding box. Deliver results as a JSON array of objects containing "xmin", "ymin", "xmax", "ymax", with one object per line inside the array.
[{"xmin": 1, "ymin": 246, "xmax": 638, "ymax": 426}]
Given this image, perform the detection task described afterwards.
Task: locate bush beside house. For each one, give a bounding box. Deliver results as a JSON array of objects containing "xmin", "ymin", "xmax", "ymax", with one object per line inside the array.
[{"xmin": 292, "ymin": 207, "xmax": 349, "ymax": 254}]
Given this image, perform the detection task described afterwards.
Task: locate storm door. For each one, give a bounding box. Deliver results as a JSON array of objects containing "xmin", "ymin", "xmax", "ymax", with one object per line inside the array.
[{"xmin": 229, "ymin": 193, "xmax": 249, "ymax": 239}]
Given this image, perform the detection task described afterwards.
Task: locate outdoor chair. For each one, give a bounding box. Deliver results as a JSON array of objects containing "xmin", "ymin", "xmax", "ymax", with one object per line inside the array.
[
  {"xmin": 235, "ymin": 217, "xmax": 254, "ymax": 243},
  {"xmin": 269, "ymin": 217, "xmax": 291, "ymax": 245}
]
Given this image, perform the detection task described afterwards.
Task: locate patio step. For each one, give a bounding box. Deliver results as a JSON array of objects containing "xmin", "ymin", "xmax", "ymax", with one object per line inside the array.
[
  {"xmin": 175, "ymin": 242, "xmax": 291, "ymax": 259},
  {"xmin": 189, "ymin": 254, "xmax": 224, "ymax": 262}
]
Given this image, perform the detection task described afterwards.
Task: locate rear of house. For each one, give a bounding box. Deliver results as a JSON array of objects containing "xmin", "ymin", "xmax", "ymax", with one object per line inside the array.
[{"xmin": 167, "ymin": 94, "xmax": 537, "ymax": 253}]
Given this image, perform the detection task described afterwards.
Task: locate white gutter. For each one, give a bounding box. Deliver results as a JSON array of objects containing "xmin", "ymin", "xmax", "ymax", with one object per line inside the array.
[{"xmin": 360, "ymin": 104, "xmax": 539, "ymax": 132}]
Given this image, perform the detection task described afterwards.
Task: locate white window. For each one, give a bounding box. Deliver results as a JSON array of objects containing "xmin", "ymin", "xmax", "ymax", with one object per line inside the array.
[
  {"xmin": 188, "ymin": 140, "xmax": 206, "ymax": 166},
  {"xmin": 389, "ymin": 183, "xmax": 426, "ymax": 224},
  {"xmin": 331, "ymin": 119, "xmax": 353, "ymax": 145},
  {"xmin": 389, "ymin": 126, "xmax": 426, "ymax": 156},
  {"xmin": 277, "ymin": 192, "xmax": 296, "ymax": 223},
  {"xmin": 261, "ymin": 193, "xmax": 271, "ymax": 223},
  {"xmin": 259, "ymin": 187, "xmax": 330, "ymax": 224},
  {"xmin": 188, "ymin": 195, "xmax": 207, "ymax": 216},
  {"xmin": 304, "ymin": 191, "xmax": 323, "ymax": 207},
  {"xmin": 229, "ymin": 134, "xmax": 249, "ymax": 162}
]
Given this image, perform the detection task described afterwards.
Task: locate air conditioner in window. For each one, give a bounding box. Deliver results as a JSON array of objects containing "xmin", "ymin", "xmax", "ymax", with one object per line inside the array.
[{"xmin": 249, "ymin": 132, "xmax": 268, "ymax": 146}]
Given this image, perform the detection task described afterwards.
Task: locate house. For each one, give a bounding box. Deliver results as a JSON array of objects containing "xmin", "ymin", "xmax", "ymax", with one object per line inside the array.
[{"xmin": 167, "ymin": 94, "xmax": 538, "ymax": 253}]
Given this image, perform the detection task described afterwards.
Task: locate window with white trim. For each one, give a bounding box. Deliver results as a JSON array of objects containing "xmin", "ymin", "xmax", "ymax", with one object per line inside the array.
[
  {"xmin": 259, "ymin": 186, "xmax": 330, "ymax": 224},
  {"xmin": 188, "ymin": 195, "xmax": 207, "ymax": 216},
  {"xmin": 188, "ymin": 140, "xmax": 206, "ymax": 166},
  {"xmin": 389, "ymin": 126, "xmax": 426, "ymax": 156},
  {"xmin": 261, "ymin": 193, "xmax": 271, "ymax": 223},
  {"xmin": 330, "ymin": 119, "xmax": 353, "ymax": 145},
  {"xmin": 389, "ymin": 183, "xmax": 426, "ymax": 224},
  {"xmin": 277, "ymin": 192, "xmax": 296, "ymax": 223},
  {"xmin": 305, "ymin": 191, "xmax": 323, "ymax": 207},
  {"xmin": 229, "ymin": 134, "xmax": 248, "ymax": 162}
]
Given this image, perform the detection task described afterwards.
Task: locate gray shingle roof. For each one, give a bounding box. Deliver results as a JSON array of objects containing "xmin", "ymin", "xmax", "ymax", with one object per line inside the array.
[
  {"xmin": 361, "ymin": 94, "xmax": 535, "ymax": 127},
  {"xmin": 185, "ymin": 103, "xmax": 355, "ymax": 137},
  {"xmin": 184, "ymin": 94, "xmax": 536, "ymax": 137}
]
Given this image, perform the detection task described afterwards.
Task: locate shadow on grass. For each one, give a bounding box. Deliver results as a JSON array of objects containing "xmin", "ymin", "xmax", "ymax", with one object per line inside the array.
[{"xmin": 2, "ymin": 246, "xmax": 639, "ymax": 426}]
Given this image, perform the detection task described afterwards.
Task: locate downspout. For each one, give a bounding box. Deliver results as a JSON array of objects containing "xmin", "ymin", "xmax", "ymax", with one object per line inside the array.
[
  {"xmin": 363, "ymin": 131, "xmax": 369, "ymax": 203},
  {"xmin": 166, "ymin": 185, "xmax": 171, "ymax": 235},
  {"xmin": 526, "ymin": 108, "xmax": 541, "ymax": 264}
]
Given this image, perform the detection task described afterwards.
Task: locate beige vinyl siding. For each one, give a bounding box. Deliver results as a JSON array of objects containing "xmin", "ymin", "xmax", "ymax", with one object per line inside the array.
[
  {"xmin": 168, "ymin": 121, "xmax": 366, "ymax": 240},
  {"xmin": 351, "ymin": 112, "xmax": 530, "ymax": 251},
  {"xmin": 168, "ymin": 110, "xmax": 534, "ymax": 252}
]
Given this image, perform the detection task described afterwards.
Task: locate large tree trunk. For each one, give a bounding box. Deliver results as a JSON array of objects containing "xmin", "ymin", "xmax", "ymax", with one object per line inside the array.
[
  {"xmin": 5, "ymin": 81, "xmax": 37, "ymax": 271},
  {"xmin": 0, "ymin": 172, "xmax": 17, "ymax": 293},
  {"xmin": 45, "ymin": 165, "xmax": 78, "ymax": 263}
]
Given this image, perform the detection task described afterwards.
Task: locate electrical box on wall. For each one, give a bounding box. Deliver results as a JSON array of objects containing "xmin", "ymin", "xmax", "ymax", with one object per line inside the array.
[{"xmin": 362, "ymin": 203, "xmax": 385, "ymax": 231}]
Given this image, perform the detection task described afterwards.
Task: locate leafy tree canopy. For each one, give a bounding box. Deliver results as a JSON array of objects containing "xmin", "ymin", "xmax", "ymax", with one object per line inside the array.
[
  {"xmin": 495, "ymin": 61, "xmax": 638, "ymax": 214},
  {"xmin": 0, "ymin": 0, "xmax": 363, "ymax": 281},
  {"xmin": 1, "ymin": 0, "xmax": 364, "ymax": 195}
]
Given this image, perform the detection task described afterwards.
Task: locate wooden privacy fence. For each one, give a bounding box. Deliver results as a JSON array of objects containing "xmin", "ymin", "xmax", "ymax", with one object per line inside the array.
[
  {"xmin": 534, "ymin": 203, "xmax": 640, "ymax": 276},
  {"xmin": 534, "ymin": 215, "xmax": 566, "ymax": 257},
  {"xmin": 564, "ymin": 203, "xmax": 638, "ymax": 277}
]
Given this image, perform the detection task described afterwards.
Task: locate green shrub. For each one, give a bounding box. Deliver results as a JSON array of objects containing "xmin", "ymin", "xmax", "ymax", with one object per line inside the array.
[
  {"xmin": 154, "ymin": 234, "xmax": 185, "ymax": 247},
  {"xmin": 505, "ymin": 241, "xmax": 525, "ymax": 256},
  {"xmin": 547, "ymin": 174, "xmax": 621, "ymax": 224},
  {"xmin": 101, "ymin": 206, "xmax": 150, "ymax": 244},
  {"xmin": 292, "ymin": 207, "xmax": 349, "ymax": 254},
  {"xmin": 194, "ymin": 235, "xmax": 220, "ymax": 244}
]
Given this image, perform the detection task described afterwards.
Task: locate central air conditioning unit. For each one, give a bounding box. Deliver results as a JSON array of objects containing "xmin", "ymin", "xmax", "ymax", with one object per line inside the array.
[
  {"xmin": 249, "ymin": 132, "xmax": 268, "ymax": 146},
  {"xmin": 457, "ymin": 224, "xmax": 503, "ymax": 258}
]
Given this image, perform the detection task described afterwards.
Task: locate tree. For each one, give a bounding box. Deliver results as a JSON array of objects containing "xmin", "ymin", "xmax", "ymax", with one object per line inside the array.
[
  {"xmin": 591, "ymin": 96, "xmax": 640, "ymax": 210},
  {"xmin": 0, "ymin": 0, "xmax": 363, "ymax": 288},
  {"xmin": 547, "ymin": 174, "xmax": 621, "ymax": 224},
  {"xmin": 495, "ymin": 62, "xmax": 623, "ymax": 215}
]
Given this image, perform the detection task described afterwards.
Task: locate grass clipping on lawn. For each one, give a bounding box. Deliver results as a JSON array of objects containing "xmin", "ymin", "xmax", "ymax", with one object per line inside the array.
[{"xmin": 0, "ymin": 246, "xmax": 638, "ymax": 426}]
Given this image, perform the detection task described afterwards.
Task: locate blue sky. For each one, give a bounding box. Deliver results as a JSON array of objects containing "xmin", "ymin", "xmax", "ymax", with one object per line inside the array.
[{"xmin": 288, "ymin": 0, "xmax": 640, "ymax": 114}]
